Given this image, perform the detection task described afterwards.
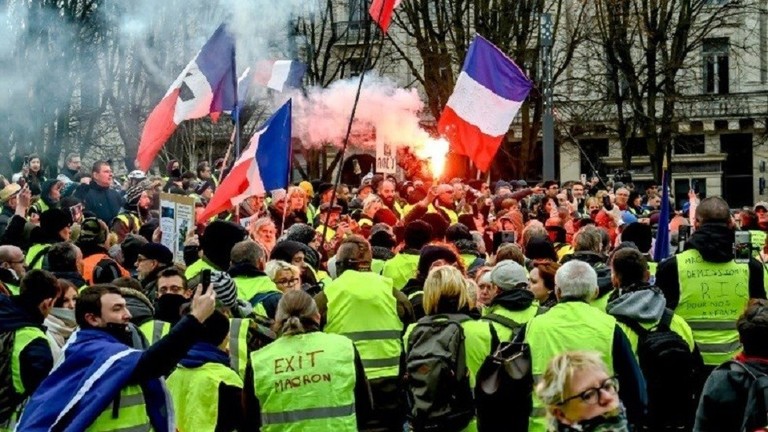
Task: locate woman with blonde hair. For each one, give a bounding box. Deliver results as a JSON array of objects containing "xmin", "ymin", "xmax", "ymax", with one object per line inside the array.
[
  {"xmin": 403, "ymin": 265, "xmax": 494, "ymax": 431},
  {"xmin": 264, "ymin": 260, "xmax": 301, "ymax": 293},
  {"xmin": 287, "ymin": 186, "xmax": 308, "ymax": 214},
  {"xmin": 536, "ymin": 351, "xmax": 627, "ymax": 432},
  {"xmin": 244, "ymin": 290, "xmax": 372, "ymax": 431}
]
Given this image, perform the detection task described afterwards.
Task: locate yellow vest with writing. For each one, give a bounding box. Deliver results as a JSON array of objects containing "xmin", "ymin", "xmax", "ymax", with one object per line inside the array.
[
  {"xmin": 676, "ymin": 249, "xmax": 749, "ymax": 366},
  {"xmin": 250, "ymin": 332, "xmax": 358, "ymax": 432},
  {"xmin": 167, "ymin": 361, "xmax": 243, "ymax": 432},
  {"xmin": 324, "ymin": 270, "xmax": 403, "ymax": 380}
]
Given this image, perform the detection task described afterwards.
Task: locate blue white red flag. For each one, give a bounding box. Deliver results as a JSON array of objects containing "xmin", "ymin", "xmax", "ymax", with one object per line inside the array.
[
  {"xmin": 250, "ymin": 60, "xmax": 306, "ymax": 93},
  {"xmin": 438, "ymin": 35, "xmax": 532, "ymax": 172},
  {"xmin": 136, "ymin": 24, "xmax": 236, "ymax": 171},
  {"xmin": 199, "ymin": 100, "xmax": 292, "ymax": 221}
]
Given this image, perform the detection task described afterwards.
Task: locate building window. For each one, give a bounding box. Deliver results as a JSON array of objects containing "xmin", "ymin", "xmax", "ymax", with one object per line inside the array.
[
  {"xmin": 348, "ymin": 0, "xmax": 365, "ymax": 22},
  {"xmin": 673, "ymin": 135, "xmax": 706, "ymax": 154},
  {"xmin": 703, "ymin": 38, "xmax": 729, "ymax": 94}
]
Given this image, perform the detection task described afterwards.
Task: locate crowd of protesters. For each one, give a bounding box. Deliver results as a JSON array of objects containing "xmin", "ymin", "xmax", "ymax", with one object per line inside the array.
[{"xmin": 1, "ymin": 152, "xmax": 768, "ymax": 431}]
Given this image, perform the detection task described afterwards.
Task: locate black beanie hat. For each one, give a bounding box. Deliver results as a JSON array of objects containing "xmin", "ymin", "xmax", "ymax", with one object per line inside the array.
[
  {"xmin": 445, "ymin": 223, "xmax": 473, "ymax": 243},
  {"xmin": 417, "ymin": 245, "xmax": 459, "ymax": 278},
  {"xmin": 40, "ymin": 208, "xmax": 72, "ymax": 238},
  {"xmin": 201, "ymin": 221, "xmax": 247, "ymax": 270},
  {"xmin": 200, "ymin": 310, "xmax": 230, "ymax": 346},
  {"xmin": 370, "ymin": 230, "xmax": 396, "ymax": 249},
  {"xmin": 524, "ymin": 237, "xmax": 558, "ymax": 262}
]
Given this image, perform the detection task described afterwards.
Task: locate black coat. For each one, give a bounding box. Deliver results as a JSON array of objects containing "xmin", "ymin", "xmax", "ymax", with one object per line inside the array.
[
  {"xmin": 695, "ymin": 358, "xmax": 768, "ymax": 431},
  {"xmin": 74, "ymin": 182, "xmax": 124, "ymax": 223}
]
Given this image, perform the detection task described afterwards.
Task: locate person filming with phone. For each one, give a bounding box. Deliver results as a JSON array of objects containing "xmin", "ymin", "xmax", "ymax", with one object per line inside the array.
[{"xmin": 656, "ymin": 196, "xmax": 767, "ymax": 375}]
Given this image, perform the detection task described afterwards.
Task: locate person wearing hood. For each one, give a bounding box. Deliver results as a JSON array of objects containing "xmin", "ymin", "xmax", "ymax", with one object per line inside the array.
[
  {"xmin": 135, "ymin": 242, "xmax": 174, "ymax": 299},
  {"xmin": 29, "ymin": 179, "xmax": 63, "ymax": 215},
  {"xmin": 270, "ymin": 240, "xmax": 321, "ymax": 294},
  {"xmin": 0, "ymin": 270, "xmax": 58, "ymax": 427},
  {"xmin": 45, "ymin": 279, "xmax": 78, "ymax": 363},
  {"xmin": 560, "ymin": 225, "xmax": 614, "ymax": 312},
  {"xmin": 0, "ymin": 245, "xmax": 26, "ymax": 295},
  {"xmin": 229, "ymin": 240, "xmax": 280, "ymax": 318},
  {"xmin": 77, "ymin": 217, "xmax": 130, "ymax": 285},
  {"xmin": 482, "ymin": 260, "xmax": 545, "ymax": 341},
  {"xmin": 46, "ymin": 242, "xmax": 87, "ymax": 289},
  {"xmin": 111, "ymin": 182, "xmax": 152, "ymax": 243},
  {"xmin": 446, "ymin": 223, "xmax": 486, "ymax": 277},
  {"xmin": 382, "ymin": 220, "xmax": 432, "ymax": 290},
  {"xmin": 403, "ymin": 243, "xmax": 466, "ymax": 320},
  {"xmin": 73, "ymin": 161, "xmax": 124, "ymax": 224},
  {"xmin": 25, "ymin": 208, "xmax": 73, "ymax": 270},
  {"xmin": 185, "ymin": 220, "xmax": 247, "ymax": 284},
  {"xmin": 656, "ymin": 196, "xmax": 766, "ymax": 371},
  {"xmin": 166, "ymin": 309, "xmax": 244, "ymax": 432}
]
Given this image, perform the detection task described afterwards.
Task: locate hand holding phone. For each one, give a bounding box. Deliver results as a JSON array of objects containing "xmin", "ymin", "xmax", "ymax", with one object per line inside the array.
[
  {"xmin": 603, "ymin": 195, "xmax": 613, "ymax": 211},
  {"xmin": 201, "ymin": 269, "xmax": 211, "ymax": 294}
]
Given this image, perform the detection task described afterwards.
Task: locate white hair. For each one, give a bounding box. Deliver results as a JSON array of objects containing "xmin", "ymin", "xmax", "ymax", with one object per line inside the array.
[
  {"xmin": 554, "ymin": 260, "xmax": 598, "ymax": 301},
  {"xmin": 363, "ymin": 194, "xmax": 382, "ymax": 212},
  {"xmin": 265, "ymin": 260, "xmax": 300, "ymax": 281}
]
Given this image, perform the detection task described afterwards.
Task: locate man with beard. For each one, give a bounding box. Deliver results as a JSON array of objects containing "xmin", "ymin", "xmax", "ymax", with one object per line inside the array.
[
  {"xmin": 112, "ymin": 182, "xmax": 153, "ymax": 244},
  {"xmin": 16, "ymin": 283, "xmax": 216, "ymax": 431},
  {"xmin": 135, "ymin": 243, "xmax": 174, "ymax": 300},
  {"xmin": 377, "ymin": 179, "xmax": 402, "ymax": 218}
]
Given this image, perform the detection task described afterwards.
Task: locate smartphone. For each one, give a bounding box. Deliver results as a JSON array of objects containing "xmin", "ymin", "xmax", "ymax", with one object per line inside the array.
[
  {"xmin": 603, "ymin": 195, "xmax": 613, "ymax": 211},
  {"xmin": 734, "ymin": 231, "xmax": 752, "ymax": 264},
  {"xmin": 692, "ymin": 179, "xmax": 699, "ymax": 194},
  {"xmin": 677, "ymin": 225, "xmax": 690, "ymax": 254},
  {"xmin": 201, "ymin": 269, "xmax": 211, "ymax": 294},
  {"xmin": 493, "ymin": 231, "xmax": 517, "ymax": 253},
  {"xmin": 580, "ymin": 174, "xmax": 587, "ymax": 184}
]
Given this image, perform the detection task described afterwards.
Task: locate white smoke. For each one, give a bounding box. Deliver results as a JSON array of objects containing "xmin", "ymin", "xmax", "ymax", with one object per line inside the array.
[{"xmin": 292, "ymin": 74, "xmax": 433, "ymax": 151}]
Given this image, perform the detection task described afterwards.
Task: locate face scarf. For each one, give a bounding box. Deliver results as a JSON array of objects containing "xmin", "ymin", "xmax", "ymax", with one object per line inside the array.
[
  {"xmin": 104, "ymin": 322, "xmax": 133, "ymax": 346},
  {"xmin": 50, "ymin": 307, "xmax": 77, "ymax": 325},
  {"xmin": 556, "ymin": 405, "xmax": 629, "ymax": 432},
  {"xmin": 154, "ymin": 294, "xmax": 188, "ymax": 325}
]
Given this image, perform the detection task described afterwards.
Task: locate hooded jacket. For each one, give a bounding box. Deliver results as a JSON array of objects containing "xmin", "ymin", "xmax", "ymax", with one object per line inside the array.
[
  {"xmin": 656, "ymin": 223, "xmax": 767, "ymax": 309},
  {"xmin": 606, "ymin": 284, "xmax": 667, "ymax": 324},
  {"xmin": 0, "ymin": 295, "xmax": 53, "ymax": 399}
]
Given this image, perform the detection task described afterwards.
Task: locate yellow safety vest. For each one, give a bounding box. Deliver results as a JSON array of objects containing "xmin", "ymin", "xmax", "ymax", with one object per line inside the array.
[
  {"xmin": 250, "ymin": 332, "xmax": 358, "ymax": 432},
  {"xmin": 116, "ymin": 213, "xmax": 141, "ymax": 234},
  {"xmin": 382, "ymin": 252, "xmax": 420, "ymax": 290},
  {"xmin": 233, "ymin": 275, "xmax": 280, "ymax": 306},
  {"xmin": 750, "ymin": 230, "xmax": 767, "ymax": 257},
  {"xmin": 676, "ymin": 249, "xmax": 750, "ymax": 366},
  {"xmin": 138, "ymin": 320, "xmax": 170, "ymax": 345},
  {"xmin": 87, "ymin": 384, "xmax": 151, "ymax": 431},
  {"xmin": 184, "ymin": 258, "xmax": 218, "ymax": 280},
  {"xmin": 616, "ymin": 312, "xmax": 696, "ymax": 356},
  {"xmin": 525, "ymin": 301, "xmax": 617, "ymax": 432},
  {"xmin": 228, "ymin": 318, "xmax": 250, "ymax": 381},
  {"xmin": 324, "ymin": 270, "xmax": 403, "ymax": 380},
  {"xmin": 11, "ymin": 327, "xmax": 47, "ymax": 397},
  {"xmin": 481, "ymin": 303, "xmax": 540, "ymax": 341},
  {"xmin": 25, "ymin": 244, "xmax": 50, "ymax": 270},
  {"xmin": 167, "ymin": 361, "xmax": 243, "ymax": 432}
]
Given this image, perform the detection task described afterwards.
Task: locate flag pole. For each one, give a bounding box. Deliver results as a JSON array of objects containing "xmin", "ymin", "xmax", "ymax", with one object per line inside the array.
[
  {"xmin": 319, "ymin": 1, "xmax": 388, "ymax": 252},
  {"xmin": 232, "ymin": 40, "xmax": 241, "ymax": 160}
]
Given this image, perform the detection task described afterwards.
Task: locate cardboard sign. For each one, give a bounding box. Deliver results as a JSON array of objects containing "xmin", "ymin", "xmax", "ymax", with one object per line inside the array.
[
  {"xmin": 376, "ymin": 140, "xmax": 396, "ymax": 174},
  {"xmin": 159, "ymin": 193, "xmax": 196, "ymax": 263}
]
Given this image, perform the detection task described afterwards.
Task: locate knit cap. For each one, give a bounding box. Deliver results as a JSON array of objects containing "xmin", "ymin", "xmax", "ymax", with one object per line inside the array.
[{"xmin": 209, "ymin": 270, "xmax": 238, "ymax": 311}]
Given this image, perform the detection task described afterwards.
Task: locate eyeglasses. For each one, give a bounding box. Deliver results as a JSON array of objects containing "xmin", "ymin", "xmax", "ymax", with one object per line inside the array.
[
  {"xmin": 135, "ymin": 256, "xmax": 155, "ymax": 264},
  {"xmin": 276, "ymin": 277, "xmax": 300, "ymax": 286},
  {"xmin": 558, "ymin": 376, "xmax": 619, "ymax": 406}
]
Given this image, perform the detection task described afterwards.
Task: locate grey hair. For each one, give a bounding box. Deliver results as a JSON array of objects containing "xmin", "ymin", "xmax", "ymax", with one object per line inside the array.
[
  {"xmin": 230, "ymin": 240, "xmax": 265, "ymax": 267},
  {"xmin": 554, "ymin": 260, "xmax": 598, "ymax": 301},
  {"xmin": 573, "ymin": 225, "xmax": 602, "ymax": 253},
  {"xmin": 265, "ymin": 260, "xmax": 300, "ymax": 281},
  {"xmin": 536, "ymin": 351, "xmax": 610, "ymax": 424}
]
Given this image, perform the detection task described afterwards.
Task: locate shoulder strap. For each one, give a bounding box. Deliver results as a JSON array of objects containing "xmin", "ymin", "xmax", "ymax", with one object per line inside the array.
[
  {"xmin": 615, "ymin": 315, "xmax": 649, "ymax": 337},
  {"xmin": 482, "ymin": 313, "xmax": 522, "ymax": 330},
  {"xmin": 28, "ymin": 245, "xmax": 51, "ymax": 269},
  {"xmin": 249, "ymin": 290, "xmax": 281, "ymax": 307},
  {"xmin": 657, "ymin": 308, "xmax": 675, "ymax": 330}
]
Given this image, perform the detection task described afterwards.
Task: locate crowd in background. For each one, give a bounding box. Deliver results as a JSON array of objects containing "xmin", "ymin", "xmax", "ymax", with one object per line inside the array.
[{"xmin": 1, "ymin": 152, "xmax": 768, "ymax": 431}]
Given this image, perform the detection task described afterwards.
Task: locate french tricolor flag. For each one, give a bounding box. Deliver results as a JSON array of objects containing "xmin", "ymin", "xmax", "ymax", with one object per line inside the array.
[
  {"xmin": 438, "ymin": 35, "xmax": 533, "ymax": 172},
  {"xmin": 248, "ymin": 60, "xmax": 306, "ymax": 93},
  {"xmin": 199, "ymin": 100, "xmax": 292, "ymax": 221},
  {"xmin": 136, "ymin": 24, "xmax": 236, "ymax": 171}
]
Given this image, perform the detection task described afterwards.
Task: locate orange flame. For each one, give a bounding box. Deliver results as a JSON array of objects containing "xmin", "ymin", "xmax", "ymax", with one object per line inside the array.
[{"xmin": 417, "ymin": 137, "xmax": 450, "ymax": 179}]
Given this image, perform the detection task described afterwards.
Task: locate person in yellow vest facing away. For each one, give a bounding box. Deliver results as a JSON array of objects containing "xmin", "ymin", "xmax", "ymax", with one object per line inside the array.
[
  {"xmin": 315, "ymin": 235, "xmax": 414, "ymax": 432},
  {"xmin": 167, "ymin": 309, "xmax": 245, "ymax": 432},
  {"xmin": 536, "ymin": 351, "xmax": 629, "ymax": 432},
  {"xmin": 243, "ymin": 290, "xmax": 373, "ymax": 431},
  {"xmin": 76, "ymin": 217, "xmax": 130, "ymax": 285},
  {"xmin": 229, "ymin": 240, "xmax": 281, "ymax": 318},
  {"xmin": 656, "ymin": 196, "xmax": 767, "ymax": 372},
  {"xmin": 0, "ymin": 245, "xmax": 26, "ymax": 296},
  {"xmin": 481, "ymin": 260, "xmax": 543, "ymax": 341},
  {"xmin": 383, "ymin": 220, "xmax": 432, "ymax": 290},
  {"xmin": 0, "ymin": 270, "xmax": 58, "ymax": 430},
  {"xmin": 185, "ymin": 220, "xmax": 248, "ymax": 284},
  {"xmin": 25, "ymin": 208, "xmax": 72, "ymax": 270},
  {"xmin": 619, "ymin": 222, "xmax": 658, "ymax": 283},
  {"xmin": 520, "ymin": 260, "xmax": 647, "ymax": 432},
  {"xmin": 111, "ymin": 182, "xmax": 152, "ymax": 243},
  {"xmin": 15, "ymin": 282, "xmax": 217, "ymax": 431}
]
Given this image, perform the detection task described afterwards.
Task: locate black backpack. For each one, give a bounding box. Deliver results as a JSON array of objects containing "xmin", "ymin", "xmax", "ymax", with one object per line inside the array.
[
  {"xmin": 405, "ymin": 314, "xmax": 476, "ymax": 432},
  {"xmin": 616, "ymin": 308, "xmax": 699, "ymax": 430},
  {"xmin": 720, "ymin": 360, "xmax": 768, "ymax": 432}
]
